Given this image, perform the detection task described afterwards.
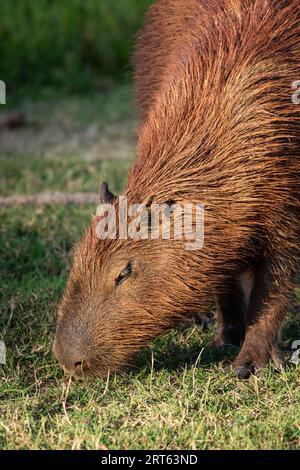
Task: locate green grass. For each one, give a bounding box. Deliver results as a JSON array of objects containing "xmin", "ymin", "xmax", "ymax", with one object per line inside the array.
[
  {"xmin": 0, "ymin": 87, "xmax": 300, "ymax": 450},
  {"xmin": 0, "ymin": 155, "xmax": 131, "ymax": 197},
  {"xmin": 0, "ymin": 85, "xmax": 135, "ymax": 195}
]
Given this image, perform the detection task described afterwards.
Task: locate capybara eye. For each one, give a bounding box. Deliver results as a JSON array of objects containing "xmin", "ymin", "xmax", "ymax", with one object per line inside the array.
[{"xmin": 115, "ymin": 262, "xmax": 132, "ymax": 286}]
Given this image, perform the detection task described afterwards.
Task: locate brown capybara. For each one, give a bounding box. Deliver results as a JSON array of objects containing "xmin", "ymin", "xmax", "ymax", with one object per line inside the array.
[{"xmin": 53, "ymin": 0, "xmax": 300, "ymax": 379}]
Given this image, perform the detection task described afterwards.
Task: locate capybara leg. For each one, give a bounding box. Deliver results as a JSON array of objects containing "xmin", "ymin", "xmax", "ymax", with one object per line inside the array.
[
  {"xmin": 233, "ymin": 258, "xmax": 292, "ymax": 379},
  {"xmin": 214, "ymin": 276, "xmax": 248, "ymax": 347},
  {"xmin": 192, "ymin": 312, "xmax": 215, "ymax": 331}
]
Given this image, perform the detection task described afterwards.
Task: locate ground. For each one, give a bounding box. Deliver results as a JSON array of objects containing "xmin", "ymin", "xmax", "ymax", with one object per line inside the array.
[{"xmin": 0, "ymin": 86, "xmax": 300, "ymax": 450}]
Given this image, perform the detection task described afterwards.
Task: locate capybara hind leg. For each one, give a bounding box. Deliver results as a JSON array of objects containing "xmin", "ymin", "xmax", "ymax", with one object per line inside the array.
[
  {"xmin": 214, "ymin": 276, "xmax": 248, "ymax": 347},
  {"xmin": 192, "ymin": 312, "xmax": 215, "ymax": 331},
  {"xmin": 233, "ymin": 258, "xmax": 292, "ymax": 379}
]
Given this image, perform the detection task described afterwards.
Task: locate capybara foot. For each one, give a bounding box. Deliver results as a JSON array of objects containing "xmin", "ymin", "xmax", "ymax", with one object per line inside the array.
[{"xmin": 233, "ymin": 341, "xmax": 285, "ymax": 379}]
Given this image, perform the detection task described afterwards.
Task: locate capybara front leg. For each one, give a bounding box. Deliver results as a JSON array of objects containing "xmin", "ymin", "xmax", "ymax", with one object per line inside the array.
[
  {"xmin": 233, "ymin": 258, "xmax": 292, "ymax": 379},
  {"xmin": 214, "ymin": 277, "xmax": 247, "ymax": 347}
]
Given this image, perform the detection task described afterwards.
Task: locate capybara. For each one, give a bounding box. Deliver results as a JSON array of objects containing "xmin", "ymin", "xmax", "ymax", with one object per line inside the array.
[{"xmin": 53, "ymin": 0, "xmax": 300, "ymax": 379}]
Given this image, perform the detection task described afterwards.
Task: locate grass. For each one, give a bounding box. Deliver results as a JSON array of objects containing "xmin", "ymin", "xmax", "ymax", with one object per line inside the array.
[{"xmin": 1, "ymin": 87, "xmax": 300, "ymax": 450}]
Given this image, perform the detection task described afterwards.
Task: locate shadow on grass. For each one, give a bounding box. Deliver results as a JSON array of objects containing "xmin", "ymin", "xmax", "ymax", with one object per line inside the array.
[
  {"xmin": 134, "ymin": 308, "xmax": 300, "ymax": 377},
  {"xmin": 134, "ymin": 324, "xmax": 239, "ymax": 376}
]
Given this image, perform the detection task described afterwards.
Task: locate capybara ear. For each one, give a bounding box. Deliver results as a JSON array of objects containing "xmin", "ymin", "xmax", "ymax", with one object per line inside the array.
[{"xmin": 99, "ymin": 181, "xmax": 116, "ymax": 204}]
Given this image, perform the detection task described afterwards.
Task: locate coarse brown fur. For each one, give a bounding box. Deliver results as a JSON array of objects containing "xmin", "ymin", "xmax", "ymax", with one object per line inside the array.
[{"xmin": 54, "ymin": 0, "xmax": 300, "ymax": 379}]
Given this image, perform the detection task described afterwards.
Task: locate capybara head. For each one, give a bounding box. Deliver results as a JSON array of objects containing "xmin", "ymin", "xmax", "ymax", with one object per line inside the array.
[{"xmin": 53, "ymin": 184, "xmax": 204, "ymax": 376}]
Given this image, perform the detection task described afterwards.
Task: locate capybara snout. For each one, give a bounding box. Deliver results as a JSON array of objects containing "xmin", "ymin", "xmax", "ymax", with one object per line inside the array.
[{"xmin": 53, "ymin": 319, "xmax": 90, "ymax": 375}]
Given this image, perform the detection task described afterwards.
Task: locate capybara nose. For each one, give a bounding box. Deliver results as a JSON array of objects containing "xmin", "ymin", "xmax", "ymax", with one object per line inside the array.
[{"xmin": 53, "ymin": 337, "xmax": 87, "ymax": 374}]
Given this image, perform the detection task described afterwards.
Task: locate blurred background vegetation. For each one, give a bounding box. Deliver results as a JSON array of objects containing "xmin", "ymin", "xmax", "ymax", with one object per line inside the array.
[
  {"xmin": 0, "ymin": 0, "xmax": 153, "ymax": 97},
  {"xmin": 0, "ymin": 0, "xmax": 155, "ymax": 195}
]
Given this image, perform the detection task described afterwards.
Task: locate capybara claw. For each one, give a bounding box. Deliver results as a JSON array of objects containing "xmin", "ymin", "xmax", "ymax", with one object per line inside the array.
[{"xmin": 234, "ymin": 363, "xmax": 258, "ymax": 380}]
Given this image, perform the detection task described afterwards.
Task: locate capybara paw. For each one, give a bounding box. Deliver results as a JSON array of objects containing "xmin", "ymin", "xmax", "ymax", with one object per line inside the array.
[
  {"xmin": 234, "ymin": 362, "xmax": 259, "ymax": 379},
  {"xmin": 233, "ymin": 344, "xmax": 285, "ymax": 379}
]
